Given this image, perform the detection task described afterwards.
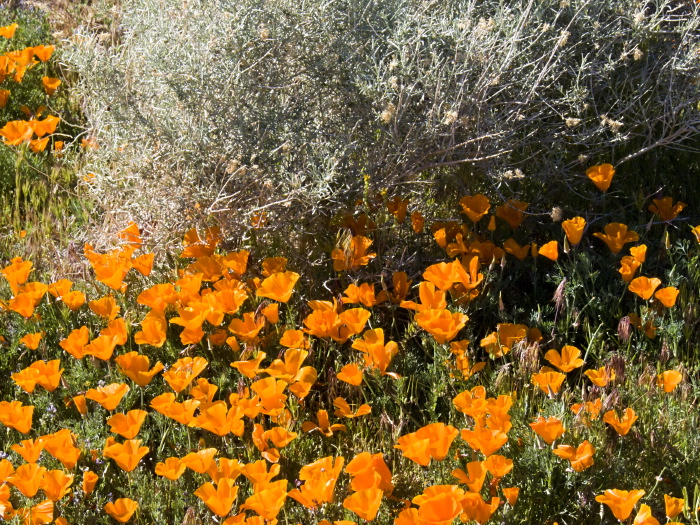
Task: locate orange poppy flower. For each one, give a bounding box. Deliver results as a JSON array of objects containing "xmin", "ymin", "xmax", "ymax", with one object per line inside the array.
[
  {"xmin": 333, "ymin": 397, "xmax": 371, "ymax": 418},
  {"xmin": 189, "ymin": 377, "xmax": 218, "ymax": 403},
  {"xmin": 72, "ymin": 395, "xmax": 87, "ymax": 415},
  {"xmin": 82, "ymin": 471, "xmax": 98, "ymax": 495},
  {"xmin": 0, "ymin": 89, "xmax": 8, "ymax": 108},
  {"xmin": 8, "ymin": 292, "xmax": 37, "ymax": 317},
  {"xmin": 15, "ymin": 500, "xmax": 54, "ymax": 525},
  {"xmin": 664, "ymin": 494, "xmax": 684, "ymax": 519},
  {"xmin": 56, "ymin": 287, "xmax": 83, "ymax": 310},
  {"xmin": 553, "ymin": 440, "xmax": 595, "ymax": 472},
  {"xmin": 178, "ymin": 448, "xmax": 218, "ymax": 475},
  {"xmin": 192, "ymin": 402, "xmax": 245, "ymax": 437},
  {"xmin": 11, "ymin": 367, "xmax": 40, "ymax": 393},
  {"xmin": 692, "ymin": 225, "xmax": 700, "ymax": 243},
  {"xmin": 459, "ymin": 194, "xmax": 491, "ymax": 223},
  {"xmin": 7, "ymin": 463, "xmax": 46, "ymax": 497},
  {"xmin": 630, "ymin": 244, "xmax": 647, "ymax": 263},
  {"xmin": 451, "ymin": 348, "xmax": 485, "ymax": 380},
  {"xmin": 603, "ymin": 408, "xmax": 638, "ymax": 436},
  {"xmin": 351, "ymin": 328, "xmax": 399, "ymax": 376},
  {"xmin": 422, "ymin": 261, "xmax": 462, "ymax": 291},
  {"xmin": 265, "ymin": 348, "xmax": 309, "ymax": 383},
  {"xmin": 0, "ymin": 458, "xmax": 14, "ymax": 481},
  {"xmin": 0, "ymin": 23, "xmax": 18, "ymax": 38},
  {"xmin": 584, "ymin": 366, "xmax": 615, "ymax": 387},
  {"xmin": 386, "ymin": 195, "xmax": 408, "ymax": 223},
  {"xmin": 30, "ymin": 115, "xmax": 60, "ymax": 137},
  {"xmin": 332, "ymin": 235, "xmax": 376, "ymax": 271},
  {"xmin": 619, "ymin": 256, "xmax": 640, "ymax": 283},
  {"xmin": 303, "ymin": 307, "xmax": 370, "ymax": 344},
  {"xmin": 11, "ymin": 438, "xmax": 43, "ymax": 463},
  {"xmin": 48, "ymin": 278, "xmax": 72, "ymax": 298},
  {"xmin": 480, "ymin": 323, "xmax": 527, "ymax": 357},
  {"xmin": 413, "ymin": 485, "xmax": 465, "ymax": 523},
  {"xmin": 42, "ymin": 77, "xmax": 61, "ymax": 96},
  {"xmin": 411, "ymin": 211, "xmax": 424, "ymax": 233},
  {"xmin": 81, "ymin": 334, "xmax": 118, "ymax": 360},
  {"xmin": 134, "ymin": 310, "xmax": 167, "ymax": 347},
  {"xmin": 41, "ymin": 429, "xmax": 80, "ymax": 469},
  {"xmin": 529, "ymin": 416, "xmax": 565, "ymax": 444},
  {"xmin": 337, "ymin": 363, "xmax": 364, "ymax": 386},
  {"xmin": 256, "ymin": 271, "xmax": 300, "ymax": 303},
  {"xmin": 562, "ymin": 217, "xmax": 586, "ymax": 246},
  {"xmin": 231, "ymin": 352, "xmax": 267, "ymax": 379},
  {"xmin": 1, "ymin": 256, "xmax": 33, "ymax": 293},
  {"xmin": 460, "ymin": 427, "xmax": 508, "ymax": 457},
  {"xmin": 451, "ymin": 461, "xmax": 487, "ymax": 493},
  {"xmin": 27, "ymin": 359, "xmax": 63, "ymax": 392},
  {"xmin": 483, "ymin": 454, "xmax": 513, "ymax": 478},
  {"xmin": 131, "ymin": 253, "xmax": 154, "ymax": 276},
  {"xmin": 376, "ymin": 271, "xmax": 411, "ymax": 304},
  {"xmin": 463, "ymin": 494, "xmax": 501, "ymax": 524},
  {"xmin": 206, "ymin": 458, "xmax": 244, "ymax": 485},
  {"xmin": 107, "ymin": 410, "xmax": 148, "ymax": 439},
  {"xmin": 495, "ymin": 200, "xmax": 528, "ymax": 229},
  {"xmin": 99, "ymin": 318, "xmax": 127, "ymax": 346},
  {"xmin": 241, "ymin": 460, "xmax": 281, "ymax": 490},
  {"xmin": 103, "ymin": 439, "xmax": 149, "ymax": 472},
  {"xmin": 531, "ymin": 367, "xmax": 566, "ymax": 395},
  {"xmin": 628, "ymin": 276, "xmax": 662, "ymax": 300},
  {"xmin": 19, "ymin": 332, "xmax": 43, "ymax": 350},
  {"xmin": 414, "ymin": 309, "xmax": 468, "ymax": 344},
  {"xmin": 40, "ymin": 470, "xmax": 74, "ymax": 501},
  {"xmin": 0, "ymin": 400, "xmax": 33, "ymax": 433},
  {"xmin": 86, "ymin": 383, "xmax": 130, "ymax": 411},
  {"xmin": 289, "ymin": 456, "xmax": 345, "ymax": 508},
  {"xmin": 502, "ymin": 487, "xmax": 520, "ymax": 506},
  {"xmin": 538, "ymin": 240, "xmax": 558, "ymax": 261},
  {"xmin": 544, "ymin": 345, "xmax": 584, "ymax": 372},
  {"xmin": 240, "ymin": 479, "xmax": 288, "ymax": 520},
  {"xmin": 452, "ymin": 385, "xmax": 488, "ymax": 419},
  {"xmin": 302, "ymin": 410, "xmax": 346, "ymax": 437},
  {"xmin": 162, "ymin": 356, "xmax": 208, "ymax": 393},
  {"xmin": 396, "ymin": 423, "xmax": 459, "ymax": 466},
  {"xmin": 593, "ymin": 223, "xmax": 639, "ymax": 254},
  {"xmin": 261, "ymin": 302, "xmax": 279, "ymax": 323},
  {"xmin": 649, "ymin": 197, "xmax": 686, "ymax": 222},
  {"xmin": 342, "ymin": 283, "xmax": 378, "ymax": 307},
  {"xmin": 633, "ymin": 503, "xmax": 660, "ymax": 525},
  {"xmin": 654, "ymin": 286, "xmax": 679, "ymax": 308},
  {"xmin": 344, "ymin": 452, "xmax": 393, "ymax": 492},
  {"xmin": 116, "ymin": 222, "xmax": 142, "ymax": 246},
  {"xmin": 104, "ymin": 498, "xmax": 139, "ymax": 523},
  {"xmin": 194, "ymin": 478, "xmax": 239, "ymax": 517},
  {"xmin": 503, "ymin": 238, "xmax": 530, "ymax": 260},
  {"xmin": 343, "ymin": 487, "xmax": 383, "ymax": 521},
  {"xmin": 586, "ymin": 163, "xmax": 615, "ymax": 191},
  {"xmin": 181, "ymin": 227, "xmax": 221, "ymax": 258},
  {"xmin": 114, "ymin": 352, "xmax": 164, "ymax": 387},
  {"xmin": 485, "ymin": 214, "xmax": 496, "ymax": 231},
  {"xmin": 657, "ymin": 370, "xmax": 682, "ymax": 393},
  {"xmin": 137, "ymin": 283, "xmax": 177, "ymax": 311},
  {"xmin": 228, "ymin": 312, "xmax": 265, "ymax": 342},
  {"xmin": 263, "ymin": 426, "xmax": 297, "ymax": 449},
  {"xmin": 0, "ymin": 120, "xmax": 33, "ymax": 145},
  {"xmin": 595, "ymin": 489, "xmax": 645, "ymax": 521}
]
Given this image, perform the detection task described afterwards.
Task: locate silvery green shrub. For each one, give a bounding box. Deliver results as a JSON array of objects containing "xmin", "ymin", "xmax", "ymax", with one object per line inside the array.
[{"xmin": 63, "ymin": 0, "xmax": 700, "ymax": 240}]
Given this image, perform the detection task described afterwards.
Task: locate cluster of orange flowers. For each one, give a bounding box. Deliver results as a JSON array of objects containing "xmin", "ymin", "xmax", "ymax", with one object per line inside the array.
[
  {"xmin": 0, "ymin": 154, "xmax": 698, "ymax": 524},
  {"xmin": 0, "ymin": 23, "xmax": 62, "ymax": 153}
]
